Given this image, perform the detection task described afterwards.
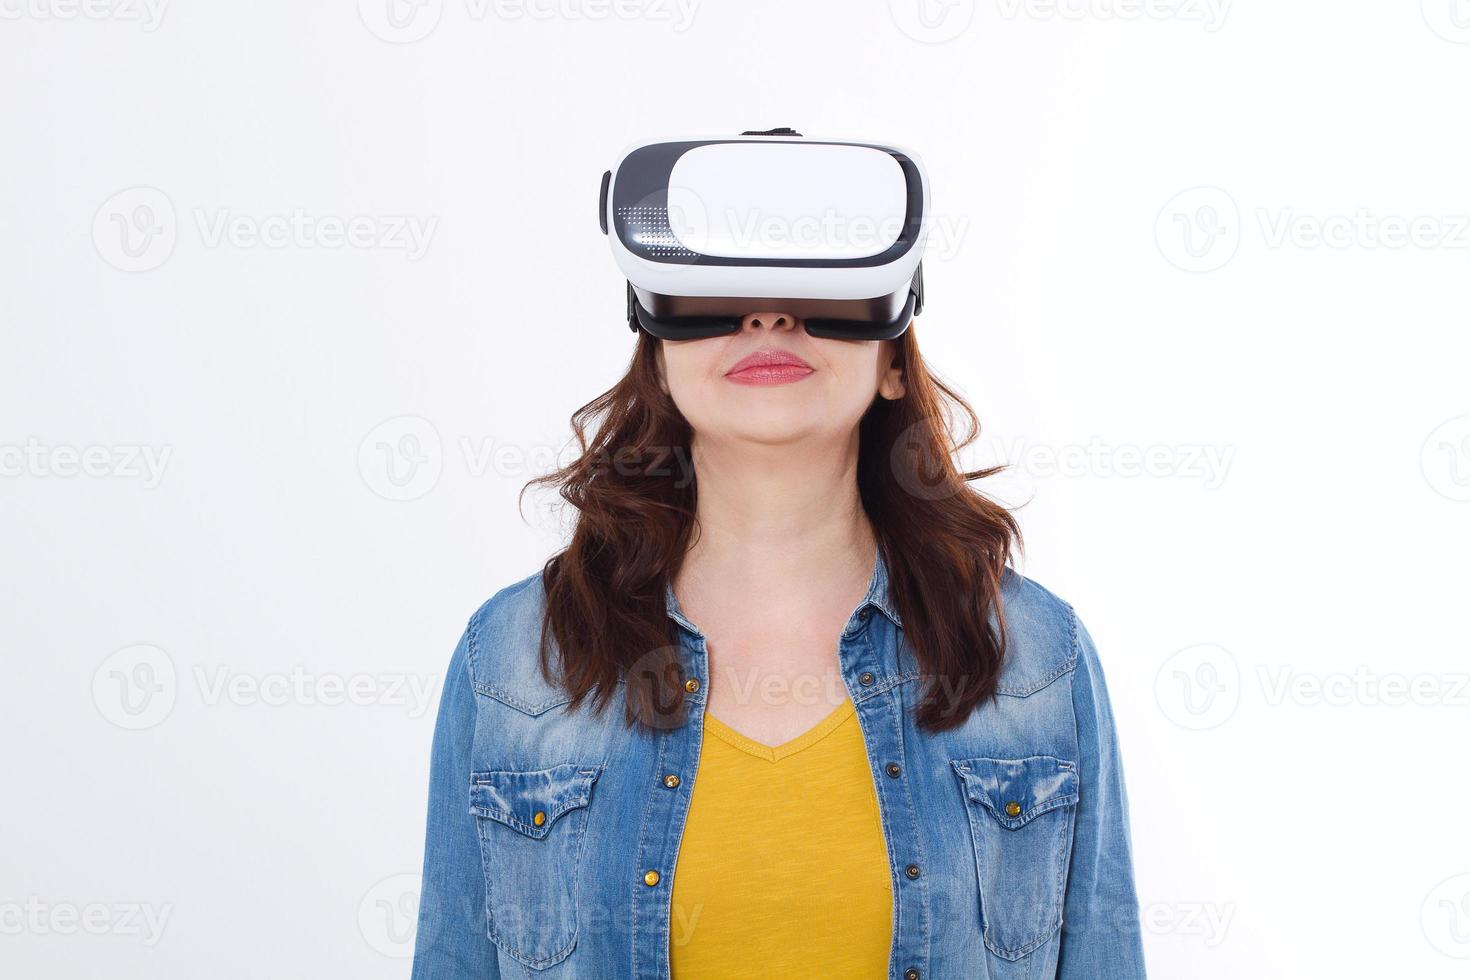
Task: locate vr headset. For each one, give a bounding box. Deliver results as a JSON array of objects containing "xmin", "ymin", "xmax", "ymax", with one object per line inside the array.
[{"xmin": 600, "ymin": 127, "xmax": 928, "ymax": 341}]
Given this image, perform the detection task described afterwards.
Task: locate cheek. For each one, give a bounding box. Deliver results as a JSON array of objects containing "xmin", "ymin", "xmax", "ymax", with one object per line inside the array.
[
  {"xmin": 810, "ymin": 340, "xmax": 887, "ymax": 390},
  {"xmin": 660, "ymin": 343, "xmax": 725, "ymax": 410}
]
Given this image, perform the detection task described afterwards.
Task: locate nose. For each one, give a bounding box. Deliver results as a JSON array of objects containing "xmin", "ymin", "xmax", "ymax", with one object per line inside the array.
[{"xmin": 740, "ymin": 311, "xmax": 799, "ymax": 332}]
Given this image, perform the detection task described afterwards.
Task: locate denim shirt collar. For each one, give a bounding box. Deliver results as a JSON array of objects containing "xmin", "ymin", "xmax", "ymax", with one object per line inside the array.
[{"xmin": 664, "ymin": 543, "xmax": 904, "ymax": 639}]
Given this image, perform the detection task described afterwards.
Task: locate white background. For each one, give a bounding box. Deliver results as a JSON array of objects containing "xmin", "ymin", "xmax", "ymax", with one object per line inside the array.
[{"xmin": 4, "ymin": 2, "xmax": 1470, "ymax": 978}]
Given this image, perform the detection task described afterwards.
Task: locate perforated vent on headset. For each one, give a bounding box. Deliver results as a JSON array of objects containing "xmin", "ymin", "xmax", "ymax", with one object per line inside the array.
[{"xmin": 615, "ymin": 205, "xmax": 695, "ymax": 259}]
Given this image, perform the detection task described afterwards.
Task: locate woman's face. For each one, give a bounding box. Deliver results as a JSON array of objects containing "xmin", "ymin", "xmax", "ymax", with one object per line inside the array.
[{"xmin": 656, "ymin": 312, "xmax": 907, "ymax": 448}]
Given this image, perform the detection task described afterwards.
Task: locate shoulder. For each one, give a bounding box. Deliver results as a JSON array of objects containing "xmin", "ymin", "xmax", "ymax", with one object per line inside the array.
[
  {"xmin": 993, "ymin": 566, "xmax": 1088, "ymax": 697},
  {"xmin": 454, "ymin": 567, "xmax": 570, "ymax": 715},
  {"xmin": 461, "ymin": 567, "xmax": 547, "ymax": 665}
]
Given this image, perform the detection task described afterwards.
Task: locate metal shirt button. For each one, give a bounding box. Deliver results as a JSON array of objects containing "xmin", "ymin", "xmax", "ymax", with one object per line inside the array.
[
  {"xmin": 643, "ymin": 870, "xmax": 660, "ymax": 887},
  {"xmin": 663, "ymin": 774, "xmax": 680, "ymax": 789},
  {"xmin": 885, "ymin": 762, "xmax": 902, "ymax": 778},
  {"xmin": 532, "ymin": 810, "xmax": 546, "ymax": 827},
  {"xmin": 684, "ymin": 677, "xmax": 700, "ymax": 693},
  {"xmin": 859, "ymin": 671, "xmax": 876, "ymax": 686},
  {"xmin": 904, "ymin": 969, "xmax": 920, "ymax": 980},
  {"xmin": 1005, "ymin": 801, "xmax": 1022, "ymax": 817},
  {"xmin": 904, "ymin": 864, "xmax": 921, "ymax": 879},
  {"xmin": 858, "ymin": 607, "xmax": 870, "ymax": 620}
]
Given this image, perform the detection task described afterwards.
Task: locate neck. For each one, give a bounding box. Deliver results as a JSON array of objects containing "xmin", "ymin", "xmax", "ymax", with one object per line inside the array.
[{"xmin": 676, "ymin": 431, "xmax": 877, "ymax": 598}]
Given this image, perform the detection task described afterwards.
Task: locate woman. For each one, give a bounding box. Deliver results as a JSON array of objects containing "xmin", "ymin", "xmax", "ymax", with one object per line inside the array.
[{"xmin": 411, "ymin": 135, "xmax": 1145, "ymax": 979}]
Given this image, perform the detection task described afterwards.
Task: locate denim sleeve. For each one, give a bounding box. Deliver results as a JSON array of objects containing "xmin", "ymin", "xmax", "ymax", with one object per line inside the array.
[
  {"xmin": 411, "ymin": 619, "xmax": 501, "ymax": 979},
  {"xmin": 1056, "ymin": 611, "xmax": 1148, "ymax": 978}
]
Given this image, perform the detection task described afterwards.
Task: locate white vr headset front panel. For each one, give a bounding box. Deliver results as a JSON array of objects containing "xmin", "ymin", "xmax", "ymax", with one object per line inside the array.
[
  {"xmin": 666, "ymin": 143, "xmax": 906, "ymax": 260},
  {"xmin": 606, "ymin": 135, "xmax": 928, "ymax": 302}
]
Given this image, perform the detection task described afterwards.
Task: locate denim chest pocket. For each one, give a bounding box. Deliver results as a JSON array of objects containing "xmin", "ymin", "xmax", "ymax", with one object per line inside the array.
[
  {"xmin": 951, "ymin": 755, "xmax": 1080, "ymax": 961},
  {"xmin": 469, "ymin": 763, "xmax": 603, "ymax": 970}
]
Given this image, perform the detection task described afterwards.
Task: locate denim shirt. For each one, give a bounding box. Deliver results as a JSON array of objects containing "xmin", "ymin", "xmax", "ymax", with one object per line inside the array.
[{"xmin": 411, "ymin": 549, "xmax": 1147, "ymax": 979}]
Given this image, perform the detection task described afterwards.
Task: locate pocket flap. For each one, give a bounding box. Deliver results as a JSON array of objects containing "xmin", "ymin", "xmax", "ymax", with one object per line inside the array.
[
  {"xmin": 951, "ymin": 755, "xmax": 1078, "ymax": 829},
  {"xmin": 470, "ymin": 763, "xmax": 603, "ymax": 839}
]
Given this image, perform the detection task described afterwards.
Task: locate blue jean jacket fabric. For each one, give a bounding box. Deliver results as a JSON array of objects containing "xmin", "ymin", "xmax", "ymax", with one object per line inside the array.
[{"xmin": 411, "ymin": 549, "xmax": 1147, "ymax": 979}]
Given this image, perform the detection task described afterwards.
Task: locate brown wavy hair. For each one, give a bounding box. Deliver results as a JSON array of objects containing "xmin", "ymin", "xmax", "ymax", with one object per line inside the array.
[{"xmin": 521, "ymin": 327, "xmax": 1020, "ymax": 734}]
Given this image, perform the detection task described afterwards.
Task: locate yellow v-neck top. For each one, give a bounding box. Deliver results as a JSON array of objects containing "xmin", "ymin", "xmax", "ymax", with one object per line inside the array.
[{"xmin": 668, "ymin": 695, "xmax": 894, "ymax": 978}]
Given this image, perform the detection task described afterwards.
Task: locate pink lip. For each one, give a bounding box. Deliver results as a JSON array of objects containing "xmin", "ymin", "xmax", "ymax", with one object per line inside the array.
[{"xmin": 724, "ymin": 347, "xmax": 815, "ymax": 386}]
